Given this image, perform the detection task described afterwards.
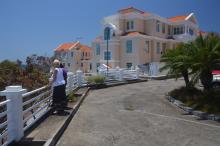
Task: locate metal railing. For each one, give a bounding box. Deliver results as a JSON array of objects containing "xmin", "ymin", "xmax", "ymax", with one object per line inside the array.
[
  {"xmin": 99, "ymin": 68, "xmax": 140, "ymax": 81},
  {"xmin": 22, "ymin": 86, "xmax": 52, "ymax": 131},
  {"xmin": 123, "ymin": 69, "xmax": 139, "ymax": 79},
  {"xmin": 0, "ymin": 70, "xmax": 84, "ymax": 145},
  {"xmin": 66, "ymin": 72, "xmax": 78, "ymax": 94},
  {"xmin": 0, "ymin": 99, "xmax": 12, "ymax": 146}
]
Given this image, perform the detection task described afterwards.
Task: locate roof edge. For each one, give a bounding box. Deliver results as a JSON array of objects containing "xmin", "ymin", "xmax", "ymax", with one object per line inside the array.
[{"xmin": 118, "ymin": 6, "xmax": 145, "ymax": 14}]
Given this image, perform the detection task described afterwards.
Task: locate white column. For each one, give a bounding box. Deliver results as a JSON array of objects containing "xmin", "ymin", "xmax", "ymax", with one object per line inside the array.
[
  {"xmin": 99, "ymin": 69, "xmax": 105, "ymax": 76},
  {"xmin": 76, "ymin": 70, "xmax": 83, "ymax": 86},
  {"xmin": 115, "ymin": 66, "xmax": 120, "ymax": 80},
  {"xmin": 1, "ymin": 86, "xmax": 27, "ymax": 142},
  {"xmin": 119, "ymin": 69, "xmax": 124, "ymax": 81},
  {"xmin": 135, "ymin": 66, "xmax": 140, "ymax": 79},
  {"xmin": 155, "ymin": 62, "xmax": 159, "ymax": 76},
  {"xmin": 149, "ymin": 63, "xmax": 153, "ymax": 76},
  {"xmin": 67, "ymin": 72, "xmax": 74, "ymax": 93},
  {"xmin": 185, "ymin": 24, "xmax": 188, "ymax": 34}
]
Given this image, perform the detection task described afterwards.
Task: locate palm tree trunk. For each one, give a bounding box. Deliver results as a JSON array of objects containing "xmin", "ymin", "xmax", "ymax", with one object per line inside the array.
[
  {"xmin": 200, "ymin": 69, "xmax": 213, "ymax": 90},
  {"xmin": 181, "ymin": 70, "xmax": 190, "ymax": 88}
]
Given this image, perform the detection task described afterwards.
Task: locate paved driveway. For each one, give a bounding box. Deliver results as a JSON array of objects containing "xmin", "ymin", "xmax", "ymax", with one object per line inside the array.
[{"xmin": 56, "ymin": 79, "xmax": 220, "ymax": 146}]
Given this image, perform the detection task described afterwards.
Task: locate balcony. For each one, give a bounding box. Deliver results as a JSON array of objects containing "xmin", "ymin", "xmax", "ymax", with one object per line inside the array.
[{"xmin": 172, "ymin": 33, "xmax": 196, "ymax": 42}]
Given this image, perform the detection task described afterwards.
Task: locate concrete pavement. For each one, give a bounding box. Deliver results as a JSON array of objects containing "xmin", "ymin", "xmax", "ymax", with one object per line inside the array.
[{"xmin": 56, "ymin": 79, "xmax": 220, "ymax": 146}]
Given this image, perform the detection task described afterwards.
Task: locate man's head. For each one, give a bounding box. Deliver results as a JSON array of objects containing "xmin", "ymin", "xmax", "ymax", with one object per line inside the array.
[{"xmin": 53, "ymin": 59, "xmax": 60, "ymax": 67}]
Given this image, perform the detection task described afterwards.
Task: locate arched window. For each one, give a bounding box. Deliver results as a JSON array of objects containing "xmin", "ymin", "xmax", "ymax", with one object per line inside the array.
[{"xmin": 104, "ymin": 27, "xmax": 111, "ymax": 40}]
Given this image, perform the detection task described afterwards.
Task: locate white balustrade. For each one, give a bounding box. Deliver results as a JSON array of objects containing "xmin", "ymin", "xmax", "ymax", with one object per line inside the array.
[
  {"xmin": 0, "ymin": 98, "xmax": 11, "ymax": 146},
  {"xmin": 118, "ymin": 69, "xmax": 124, "ymax": 81},
  {"xmin": 22, "ymin": 85, "xmax": 52, "ymax": 131},
  {"xmin": 76, "ymin": 70, "xmax": 83, "ymax": 86},
  {"xmin": 0, "ymin": 86, "xmax": 26, "ymax": 144},
  {"xmin": 66, "ymin": 72, "xmax": 78, "ymax": 94},
  {"xmin": 0, "ymin": 70, "xmax": 84, "ymax": 146},
  {"xmin": 98, "ymin": 67, "xmax": 140, "ymax": 81}
]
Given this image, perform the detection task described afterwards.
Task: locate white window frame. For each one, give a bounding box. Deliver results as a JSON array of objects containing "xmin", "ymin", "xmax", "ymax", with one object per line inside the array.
[
  {"xmin": 126, "ymin": 20, "xmax": 135, "ymax": 31},
  {"xmin": 145, "ymin": 41, "xmax": 150, "ymax": 53},
  {"xmin": 156, "ymin": 42, "xmax": 160, "ymax": 54}
]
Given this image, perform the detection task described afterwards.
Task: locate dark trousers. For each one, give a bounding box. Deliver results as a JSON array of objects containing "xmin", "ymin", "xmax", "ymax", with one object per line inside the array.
[
  {"xmin": 63, "ymin": 85, "xmax": 68, "ymax": 106},
  {"xmin": 52, "ymin": 84, "xmax": 66, "ymax": 110}
]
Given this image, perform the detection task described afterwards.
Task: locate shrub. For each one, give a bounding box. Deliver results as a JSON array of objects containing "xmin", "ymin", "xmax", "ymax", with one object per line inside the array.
[
  {"xmin": 68, "ymin": 92, "xmax": 78, "ymax": 102},
  {"xmin": 86, "ymin": 75, "xmax": 105, "ymax": 84},
  {"xmin": 169, "ymin": 86, "xmax": 220, "ymax": 115},
  {"xmin": 169, "ymin": 86, "xmax": 202, "ymax": 102}
]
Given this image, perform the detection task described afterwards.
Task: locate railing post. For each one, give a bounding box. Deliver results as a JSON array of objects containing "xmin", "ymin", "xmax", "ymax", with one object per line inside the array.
[
  {"xmin": 99, "ymin": 69, "xmax": 105, "ymax": 76},
  {"xmin": 136, "ymin": 66, "xmax": 140, "ymax": 79},
  {"xmin": 1, "ymin": 86, "xmax": 27, "ymax": 142},
  {"xmin": 115, "ymin": 67, "xmax": 119, "ymax": 80},
  {"xmin": 76, "ymin": 70, "xmax": 83, "ymax": 86},
  {"xmin": 67, "ymin": 72, "xmax": 74, "ymax": 93},
  {"xmin": 119, "ymin": 69, "xmax": 124, "ymax": 81}
]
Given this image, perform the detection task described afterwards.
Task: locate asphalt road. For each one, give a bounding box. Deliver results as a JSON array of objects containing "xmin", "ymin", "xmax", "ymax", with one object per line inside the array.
[{"xmin": 56, "ymin": 79, "xmax": 220, "ymax": 146}]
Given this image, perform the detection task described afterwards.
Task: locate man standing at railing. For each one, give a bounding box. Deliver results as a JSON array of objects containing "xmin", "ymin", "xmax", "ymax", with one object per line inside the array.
[{"xmin": 50, "ymin": 59, "xmax": 67, "ymax": 115}]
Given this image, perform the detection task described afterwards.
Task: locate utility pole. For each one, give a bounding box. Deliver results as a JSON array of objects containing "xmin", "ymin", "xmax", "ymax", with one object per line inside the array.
[{"xmin": 104, "ymin": 27, "xmax": 111, "ymax": 77}]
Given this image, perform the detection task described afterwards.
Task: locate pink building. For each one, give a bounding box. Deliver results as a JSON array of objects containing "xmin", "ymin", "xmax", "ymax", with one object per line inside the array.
[
  {"xmin": 54, "ymin": 41, "xmax": 92, "ymax": 73},
  {"xmin": 92, "ymin": 7, "xmax": 200, "ymax": 73}
]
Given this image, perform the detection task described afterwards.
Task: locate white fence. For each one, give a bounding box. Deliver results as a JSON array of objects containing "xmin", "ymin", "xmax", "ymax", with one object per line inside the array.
[
  {"xmin": 0, "ymin": 99, "xmax": 12, "ymax": 146},
  {"xmin": 99, "ymin": 67, "xmax": 140, "ymax": 81},
  {"xmin": 0, "ymin": 70, "xmax": 83, "ymax": 146},
  {"xmin": 22, "ymin": 86, "xmax": 52, "ymax": 131},
  {"xmin": 66, "ymin": 72, "xmax": 78, "ymax": 94}
]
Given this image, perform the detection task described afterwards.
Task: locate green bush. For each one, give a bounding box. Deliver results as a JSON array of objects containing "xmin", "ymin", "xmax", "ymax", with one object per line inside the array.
[
  {"xmin": 86, "ymin": 75, "xmax": 105, "ymax": 84},
  {"xmin": 68, "ymin": 92, "xmax": 78, "ymax": 102},
  {"xmin": 169, "ymin": 86, "xmax": 220, "ymax": 115}
]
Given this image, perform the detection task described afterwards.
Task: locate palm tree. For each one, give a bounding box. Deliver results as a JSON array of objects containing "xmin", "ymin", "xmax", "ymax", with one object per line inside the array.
[
  {"xmin": 190, "ymin": 33, "xmax": 220, "ymax": 90},
  {"xmin": 160, "ymin": 43, "xmax": 193, "ymax": 88},
  {"xmin": 161, "ymin": 33, "xmax": 220, "ymax": 91}
]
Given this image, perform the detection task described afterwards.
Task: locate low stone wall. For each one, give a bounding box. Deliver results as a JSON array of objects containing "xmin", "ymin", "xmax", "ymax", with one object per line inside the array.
[{"xmin": 166, "ymin": 96, "xmax": 220, "ymax": 122}]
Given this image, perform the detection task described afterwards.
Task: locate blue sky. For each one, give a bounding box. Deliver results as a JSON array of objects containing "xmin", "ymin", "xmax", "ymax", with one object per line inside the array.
[{"xmin": 0, "ymin": 0, "xmax": 220, "ymax": 62}]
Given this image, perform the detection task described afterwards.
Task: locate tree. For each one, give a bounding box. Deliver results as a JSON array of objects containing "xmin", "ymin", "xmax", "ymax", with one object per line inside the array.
[
  {"xmin": 0, "ymin": 60, "xmax": 20, "ymax": 90},
  {"xmin": 190, "ymin": 33, "xmax": 220, "ymax": 90},
  {"xmin": 0, "ymin": 59, "xmax": 49, "ymax": 91},
  {"xmin": 160, "ymin": 43, "xmax": 193, "ymax": 88},
  {"xmin": 16, "ymin": 59, "xmax": 22, "ymax": 67},
  {"xmin": 161, "ymin": 32, "xmax": 220, "ymax": 91}
]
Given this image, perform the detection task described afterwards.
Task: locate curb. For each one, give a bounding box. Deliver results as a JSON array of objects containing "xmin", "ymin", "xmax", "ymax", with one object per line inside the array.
[
  {"xmin": 82, "ymin": 79, "xmax": 148, "ymax": 90},
  {"xmin": 44, "ymin": 87, "xmax": 90, "ymax": 146},
  {"xmin": 105, "ymin": 79, "xmax": 148, "ymax": 88},
  {"xmin": 166, "ymin": 96, "xmax": 220, "ymax": 122}
]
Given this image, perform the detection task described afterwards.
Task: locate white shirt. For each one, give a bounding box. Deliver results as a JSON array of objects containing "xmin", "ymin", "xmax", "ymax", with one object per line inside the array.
[{"xmin": 53, "ymin": 68, "xmax": 65, "ymax": 87}]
